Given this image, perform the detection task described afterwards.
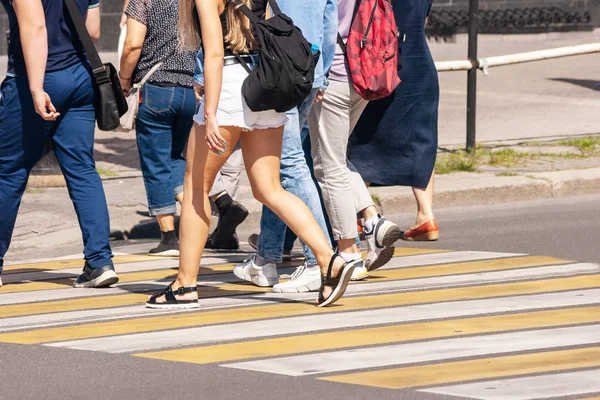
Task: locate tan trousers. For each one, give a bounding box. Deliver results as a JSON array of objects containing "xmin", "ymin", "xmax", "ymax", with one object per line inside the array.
[{"xmin": 308, "ymin": 80, "xmax": 374, "ymax": 241}]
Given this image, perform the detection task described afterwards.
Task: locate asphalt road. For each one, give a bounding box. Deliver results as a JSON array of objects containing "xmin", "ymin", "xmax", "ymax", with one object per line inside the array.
[{"xmin": 1, "ymin": 194, "xmax": 599, "ymax": 400}]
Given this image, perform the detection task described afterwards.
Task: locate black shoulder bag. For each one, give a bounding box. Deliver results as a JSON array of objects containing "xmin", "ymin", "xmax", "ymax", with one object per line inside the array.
[
  {"xmin": 232, "ymin": 0, "xmax": 319, "ymax": 113},
  {"xmin": 63, "ymin": 0, "xmax": 128, "ymax": 131}
]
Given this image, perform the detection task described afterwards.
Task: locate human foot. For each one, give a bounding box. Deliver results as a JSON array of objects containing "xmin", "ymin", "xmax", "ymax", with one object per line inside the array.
[
  {"xmin": 403, "ymin": 219, "xmax": 439, "ymax": 241},
  {"xmin": 317, "ymin": 252, "xmax": 356, "ymax": 307},
  {"xmin": 146, "ymin": 280, "xmax": 199, "ymax": 309}
]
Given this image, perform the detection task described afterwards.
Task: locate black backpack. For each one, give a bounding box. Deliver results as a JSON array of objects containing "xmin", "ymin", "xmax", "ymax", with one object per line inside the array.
[{"xmin": 232, "ymin": 0, "xmax": 320, "ymax": 113}]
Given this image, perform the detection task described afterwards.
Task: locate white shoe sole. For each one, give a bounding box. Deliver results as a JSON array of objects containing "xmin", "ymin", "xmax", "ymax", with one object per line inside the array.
[
  {"xmin": 317, "ymin": 264, "xmax": 355, "ymax": 308},
  {"xmin": 233, "ymin": 268, "xmax": 278, "ymax": 287},
  {"xmin": 351, "ymin": 269, "xmax": 370, "ymax": 281},
  {"xmin": 145, "ymin": 301, "xmax": 200, "ymax": 309},
  {"xmin": 148, "ymin": 249, "xmax": 180, "ymax": 257},
  {"xmin": 73, "ymin": 270, "xmax": 119, "ymax": 288},
  {"xmin": 379, "ymin": 223, "xmax": 401, "ymax": 248},
  {"xmin": 272, "ymin": 278, "xmax": 321, "ymax": 293},
  {"xmin": 366, "ymin": 245, "xmax": 395, "ymax": 272}
]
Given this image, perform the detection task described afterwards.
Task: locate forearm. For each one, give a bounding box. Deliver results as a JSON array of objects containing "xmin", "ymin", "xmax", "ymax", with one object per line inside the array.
[
  {"xmin": 202, "ymin": 53, "xmax": 223, "ymax": 117},
  {"xmin": 119, "ymin": 46, "xmax": 141, "ymax": 79}
]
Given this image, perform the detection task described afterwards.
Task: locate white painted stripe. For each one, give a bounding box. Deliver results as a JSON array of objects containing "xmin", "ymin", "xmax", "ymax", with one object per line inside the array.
[
  {"xmin": 421, "ymin": 369, "xmax": 600, "ymax": 400},
  {"xmin": 45, "ymin": 289, "xmax": 600, "ymax": 353},
  {"xmin": 2, "ymin": 256, "xmax": 246, "ymax": 283},
  {"xmin": 224, "ymin": 325, "xmax": 600, "ymax": 376},
  {"xmin": 2, "ymin": 261, "xmax": 596, "ymax": 306},
  {"xmin": 0, "ymin": 296, "xmax": 283, "ymax": 332},
  {"xmin": 380, "ymin": 251, "xmax": 523, "ymax": 270}
]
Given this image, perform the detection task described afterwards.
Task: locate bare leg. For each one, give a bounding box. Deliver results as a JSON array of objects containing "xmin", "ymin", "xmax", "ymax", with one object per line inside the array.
[
  {"xmin": 412, "ymin": 173, "xmax": 435, "ymax": 227},
  {"xmin": 150, "ymin": 123, "xmax": 241, "ymax": 303},
  {"xmin": 156, "ymin": 214, "xmax": 175, "ymax": 232},
  {"xmin": 240, "ymin": 127, "xmax": 345, "ymax": 299}
]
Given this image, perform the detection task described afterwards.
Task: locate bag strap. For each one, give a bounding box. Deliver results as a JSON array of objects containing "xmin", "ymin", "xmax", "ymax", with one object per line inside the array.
[
  {"xmin": 234, "ymin": 55, "xmax": 253, "ymax": 75},
  {"xmin": 231, "ymin": 0, "xmax": 261, "ymax": 24},
  {"xmin": 337, "ymin": 33, "xmax": 347, "ymax": 57},
  {"xmin": 63, "ymin": 0, "xmax": 107, "ymax": 83}
]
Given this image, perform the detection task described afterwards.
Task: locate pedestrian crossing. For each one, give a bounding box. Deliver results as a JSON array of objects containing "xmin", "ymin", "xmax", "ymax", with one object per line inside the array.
[{"xmin": 1, "ymin": 247, "xmax": 599, "ymax": 399}]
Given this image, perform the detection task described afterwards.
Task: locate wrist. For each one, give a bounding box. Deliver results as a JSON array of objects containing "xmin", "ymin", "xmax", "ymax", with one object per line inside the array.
[{"xmin": 118, "ymin": 71, "xmax": 131, "ymax": 81}]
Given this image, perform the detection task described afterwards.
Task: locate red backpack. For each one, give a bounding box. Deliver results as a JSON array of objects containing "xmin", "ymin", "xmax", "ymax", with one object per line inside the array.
[{"xmin": 338, "ymin": 0, "xmax": 401, "ymax": 100}]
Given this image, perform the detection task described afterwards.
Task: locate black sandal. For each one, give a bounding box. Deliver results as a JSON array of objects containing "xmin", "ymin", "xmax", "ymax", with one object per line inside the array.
[
  {"xmin": 316, "ymin": 252, "xmax": 356, "ymax": 307},
  {"xmin": 146, "ymin": 281, "xmax": 199, "ymax": 309}
]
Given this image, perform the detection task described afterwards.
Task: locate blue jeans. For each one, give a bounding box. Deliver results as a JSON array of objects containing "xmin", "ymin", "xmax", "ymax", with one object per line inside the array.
[
  {"xmin": 0, "ymin": 62, "xmax": 113, "ymax": 273},
  {"xmin": 258, "ymin": 90, "xmax": 331, "ymax": 265},
  {"xmin": 136, "ymin": 84, "xmax": 195, "ymax": 216}
]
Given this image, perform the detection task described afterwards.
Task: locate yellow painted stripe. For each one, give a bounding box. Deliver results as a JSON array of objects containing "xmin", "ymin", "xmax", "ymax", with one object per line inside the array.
[
  {"xmin": 0, "ymin": 274, "xmax": 598, "ymax": 344},
  {"xmin": 321, "ymin": 347, "xmax": 600, "ymax": 389},
  {"xmin": 364, "ymin": 255, "xmax": 569, "ymax": 280},
  {"xmin": 0, "ymin": 283, "xmax": 266, "ymax": 319},
  {"xmin": 136, "ymin": 306, "xmax": 600, "ymax": 364},
  {"xmin": 0, "ymin": 255, "xmax": 567, "ymax": 295},
  {"xmin": 3, "ymin": 247, "xmax": 446, "ymax": 275},
  {"xmin": 2, "ymin": 254, "xmax": 178, "ymax": 273},
  {"xmin": 0, "ymin": 263, "xmax": 240, "ymax": 294}
]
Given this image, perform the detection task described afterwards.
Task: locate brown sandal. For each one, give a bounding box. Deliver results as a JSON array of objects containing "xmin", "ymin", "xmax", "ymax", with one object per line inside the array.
[{"xmin": 317, "ymin": 252, "xmax": 356, "ymax": 307}]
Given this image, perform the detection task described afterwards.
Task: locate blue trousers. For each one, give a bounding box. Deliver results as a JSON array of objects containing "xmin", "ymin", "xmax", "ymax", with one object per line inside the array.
[
  {"xmin": 0, "ymin": 62, "xmax": 113, "ymax": 273},
  {"xmin": 136, "ymin": 84, "xmax": 195, "ymax": 216},
  {"xmin": 257, "ymin": 90, "xmax": 331, "ymax": 265}
]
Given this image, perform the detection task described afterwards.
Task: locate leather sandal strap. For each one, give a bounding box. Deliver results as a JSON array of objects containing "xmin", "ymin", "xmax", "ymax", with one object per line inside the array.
[
  {"xmin": 326, "ymin": 251, "xmax": 338, "ymax": 279},
  {"xmin": 172, "ymin": 286, "xmax": 198, "ymax": 296}
]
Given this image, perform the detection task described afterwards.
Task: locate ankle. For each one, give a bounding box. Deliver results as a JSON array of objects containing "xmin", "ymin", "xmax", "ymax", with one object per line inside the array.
[
  {"xmin": 161, "ymin": 230, "xmax": 177, "ymax": 243},
  {"xmin": 416, "ymin": 212, "xmax": 434, "ymax": 225}
]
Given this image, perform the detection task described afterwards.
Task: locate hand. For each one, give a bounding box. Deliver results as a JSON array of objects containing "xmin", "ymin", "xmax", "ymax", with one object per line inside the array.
[
  {"xmin": 204, "ymin": 114, "xmax": 226, "ymax": 155},
  {"xmin": 314, "ymin": 89, "xmax": 325, "ymax": 103},
  {"xmin": 119, "ymin": 13, "xmax": 127, "ymax": 29},
  {"xmin": 31, "ymin": 90, "xmax": 60, "ymax": 121},
  {"xmin": 119, "ymin": 76, "xmax": 132, "ymax": 95},
  {"xmin": 194, "ymin": 82, "xmax": 203, "ymax": 102}
]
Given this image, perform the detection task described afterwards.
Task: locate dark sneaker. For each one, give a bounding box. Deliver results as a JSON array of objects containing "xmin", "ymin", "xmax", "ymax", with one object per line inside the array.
[
  {"xmin": 211, "ymin": 201, "xmax": 248, "ymax": 245},
  {"xmin": 205, "ymin": 232, "xmax": 240, "ymax": 250},
  {"xmin": 248, "ymin": 233, "xmax": 259, "ymax": 250},
  {"xmin": 73, "ymin": 263, "xmax": 119, "ymax": 288},
  {"xmin": 148, "ymin": 239, "xmax": 179, "ymax": 257}
]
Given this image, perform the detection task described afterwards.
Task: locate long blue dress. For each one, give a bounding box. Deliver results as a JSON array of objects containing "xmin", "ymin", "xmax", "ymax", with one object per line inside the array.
[{"xmin": 349, "ymin": 0, "xmax": 439, "ymax": 188}]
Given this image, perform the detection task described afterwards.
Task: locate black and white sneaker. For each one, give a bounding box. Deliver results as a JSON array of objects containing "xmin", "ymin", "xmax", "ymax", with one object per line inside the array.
[
  {"xmin": 148, "ymin": 239, "xmax": 179, "ymax": 257},
  {"xmin": 73, "ymin": 263, "xmax": 119, "ymax": 288},
  {"xmin": 365, "ymin": 215, "xmax": 401, "ymax": 272}
]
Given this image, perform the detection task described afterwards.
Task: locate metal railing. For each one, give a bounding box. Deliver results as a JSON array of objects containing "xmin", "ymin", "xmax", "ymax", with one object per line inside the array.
[{"xmin": 436, "ymin": 0, "xmax": 600, "ymax": 152}]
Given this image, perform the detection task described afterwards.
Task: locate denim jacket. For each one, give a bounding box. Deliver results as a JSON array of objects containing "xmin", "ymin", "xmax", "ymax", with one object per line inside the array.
[{"xmin": 194, "ymin": 0, "xmax": 338, "ymax": 90}]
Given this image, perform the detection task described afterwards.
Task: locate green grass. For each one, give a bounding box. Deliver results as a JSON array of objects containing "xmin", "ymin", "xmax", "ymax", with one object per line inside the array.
[
  {"xmin": 96, "ymin": 168, "xmax": 118, "ymax": 177},
  {"xmin": 371, "ymin": 194, "xmax": 382, "ymax": 207},
  {"xmin": 557, "ymin": 137, "xmax": 600, "ymax": 154},
  {"xmin": 435, "ymin": 151, "xmax": 479, "ymax": 175},
  {"xmin": 496, "ymin": 172, "xmax": 519, "ymax": 177}
]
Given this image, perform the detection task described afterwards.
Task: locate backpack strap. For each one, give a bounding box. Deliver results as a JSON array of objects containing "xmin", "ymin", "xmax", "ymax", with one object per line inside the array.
[
  {"xmin": 231, "ymin": 0, "xmax": 261, "ymax": 24},
  {"xmin": 337, "ymin": 33, "xmax": 347, "ymax": 57},
  {"xmin": 268, "ymin": 0, "xmax": 282, "ymax": 16}
]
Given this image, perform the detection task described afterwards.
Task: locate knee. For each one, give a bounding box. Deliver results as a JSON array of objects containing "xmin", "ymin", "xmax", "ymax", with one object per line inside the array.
[{"xmin": 252, "ymin": 182, "xmax": 281, "ymax": 208}]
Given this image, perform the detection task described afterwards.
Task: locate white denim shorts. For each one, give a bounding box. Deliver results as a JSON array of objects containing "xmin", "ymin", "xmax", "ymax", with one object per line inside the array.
[{"xmin": 194, "ymin": 59, "xmax": 288, "ymax": 131}]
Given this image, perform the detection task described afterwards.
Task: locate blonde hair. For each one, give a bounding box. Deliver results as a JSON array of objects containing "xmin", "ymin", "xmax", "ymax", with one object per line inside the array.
[{"xmin": 179, "ymin": 0, "xmax": 256, "ymax": 54}]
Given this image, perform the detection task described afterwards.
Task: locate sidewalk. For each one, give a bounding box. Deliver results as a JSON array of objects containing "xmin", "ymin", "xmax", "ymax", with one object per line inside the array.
[{"xmin": 9, "ymin": 133, "xmax": 600, "ymax": 261}]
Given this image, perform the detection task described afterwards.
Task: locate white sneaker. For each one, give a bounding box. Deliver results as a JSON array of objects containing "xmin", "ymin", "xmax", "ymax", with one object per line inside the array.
[
  {"xmin": 351, "ymin": 259, "xmax": 369, "ymax": 281},
  {"xmin": 233, "ymin": 254, "xmax": 278, "ymax": 287},
  {"xmin": 365, "ymin": 215, "xmax": 401, "ymax": 272},
  {"xmin": 0, "ymin": 276, "xmax": 2, "ymax": 287},
  {"xmin": 339, "ymin": 252, "xmax": 369, "ymax": 281},
  {"xmin": 272, "ymin": 262, "xmax": 321, "ymax": 293}
]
